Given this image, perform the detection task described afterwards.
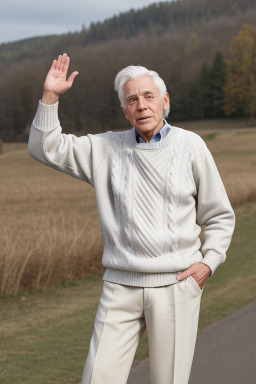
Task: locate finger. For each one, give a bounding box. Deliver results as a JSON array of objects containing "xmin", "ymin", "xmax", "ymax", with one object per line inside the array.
[
  {"xmin": 67, "ymin": 71, "xmax": 79, "ymax": 87},
  {"xmin": 63, "ymin": 55, "xmax": 70, "ymax": 73},
  {"xmin": 50, "ymin": 59, "xmax": 57, "ymax": 70},
  {"xmin": 60, "ymin": 53, "xmax": 67, "ymax": 71},
  {"xmin": 56, "ymin": 55, "xmax": 62, "ymax": 70},
  {"xmin": 176, "ymin": 268, "xmax": 193, "ymax": 281},
  {"xmin": 198, "ymin": 276, "xmax": 208, "ymax": 290}
]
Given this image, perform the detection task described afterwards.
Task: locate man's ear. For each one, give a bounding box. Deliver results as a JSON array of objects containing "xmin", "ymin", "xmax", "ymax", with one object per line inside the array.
[
  {"xmin": 121, "ymin": 105, "xmax": 129, "ymax": 120},
  {"xmin": 163, "ymin": 92, "xmax": 170, "ymax": 111}
]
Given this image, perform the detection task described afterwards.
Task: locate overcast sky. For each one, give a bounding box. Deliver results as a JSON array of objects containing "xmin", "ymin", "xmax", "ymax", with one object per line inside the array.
[{"xmin": 0, "ymin": 0, "xmax": 173, "ymax": 45}]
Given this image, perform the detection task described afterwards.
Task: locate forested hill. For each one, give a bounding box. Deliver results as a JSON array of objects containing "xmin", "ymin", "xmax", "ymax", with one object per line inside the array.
[
  {"xmin": 1, "ymin": 0, "xmax": 255, "ymax": 63},
  {"xmin": 0, "ymin": 0, "xmax": 256, "ymax": 141}
]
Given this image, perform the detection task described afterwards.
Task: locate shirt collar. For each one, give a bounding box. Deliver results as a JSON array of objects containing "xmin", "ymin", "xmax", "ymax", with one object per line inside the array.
[{"xmin": 133, "ymin": 119, "xmax": 171, "ymax": 144}]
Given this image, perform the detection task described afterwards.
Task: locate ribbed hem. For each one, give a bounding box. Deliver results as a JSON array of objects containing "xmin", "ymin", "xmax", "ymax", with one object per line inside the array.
[
  {"xmin": 200, "ymin": 250, "xmax": 225, "ymax": 275},
  {"xmin": 33, "ymin": 100, "xmax": 60, "ymax": 131},
  {"xmin": 102, "ymin": 268, "xmax": 180, "ymax": 287}
]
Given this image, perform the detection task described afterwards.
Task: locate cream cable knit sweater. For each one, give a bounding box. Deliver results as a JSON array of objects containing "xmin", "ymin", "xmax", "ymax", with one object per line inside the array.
[{"xmin": 28, "ymin": 101, "xmax": 235, "ymax": 287}]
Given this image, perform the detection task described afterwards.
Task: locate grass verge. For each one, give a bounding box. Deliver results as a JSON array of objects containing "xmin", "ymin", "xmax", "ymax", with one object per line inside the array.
[{"xmin": 1, "ymin": 201, "xmax": 256, "ymax": 384}]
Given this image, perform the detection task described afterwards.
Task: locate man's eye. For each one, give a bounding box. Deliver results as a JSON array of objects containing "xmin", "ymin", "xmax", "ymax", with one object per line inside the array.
[
  {"xmin": 146, "ymin": 95, "xmax": 153, "ymax": 99},
  {"xmin": 128, "ymin": 98, "xmax": 136, "ymax": 103}
]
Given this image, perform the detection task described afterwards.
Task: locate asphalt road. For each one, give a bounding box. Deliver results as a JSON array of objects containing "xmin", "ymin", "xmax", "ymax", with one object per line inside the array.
[{"xmin": 127, "ymin": 299, "xmax": 256, "ymax": 384}]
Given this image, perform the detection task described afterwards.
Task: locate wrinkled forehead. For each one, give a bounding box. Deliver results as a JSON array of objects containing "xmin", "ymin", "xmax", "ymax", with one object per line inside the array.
[{"xmin": 123, "ymin": 75, "xmax": 160, "ymax": 98}]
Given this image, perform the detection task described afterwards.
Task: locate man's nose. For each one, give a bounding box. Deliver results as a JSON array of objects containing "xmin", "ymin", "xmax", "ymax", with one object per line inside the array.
[{"xmin": 137, "ymin": 96, "xmax": 147, "ymax": 110}]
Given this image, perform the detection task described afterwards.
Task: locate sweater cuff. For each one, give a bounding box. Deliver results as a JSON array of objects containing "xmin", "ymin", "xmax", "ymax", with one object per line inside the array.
[
  {"xmin": 33, "ymin": 100, "xmax": 60, "ymax": 131},
  {"xmin": 200, "ymin": 250, "xmax": 225, "ymax": 275}
]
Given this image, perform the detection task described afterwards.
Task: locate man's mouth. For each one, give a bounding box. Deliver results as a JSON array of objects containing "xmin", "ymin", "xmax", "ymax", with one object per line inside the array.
[{"xmin": 137, "ymin": 116, "xmax": 152, "ymax": 121}]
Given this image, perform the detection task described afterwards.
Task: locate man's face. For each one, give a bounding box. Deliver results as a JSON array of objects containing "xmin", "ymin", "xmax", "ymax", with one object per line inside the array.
[{"xmin": 121, "ymin": 75, "xmax": 169, "ymax": 142}]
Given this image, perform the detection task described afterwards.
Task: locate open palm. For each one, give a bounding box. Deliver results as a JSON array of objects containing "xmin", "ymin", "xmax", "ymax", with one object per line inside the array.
[{"xmin": 44, "ymin": 53, "xmax": 78, "ymax": 96}]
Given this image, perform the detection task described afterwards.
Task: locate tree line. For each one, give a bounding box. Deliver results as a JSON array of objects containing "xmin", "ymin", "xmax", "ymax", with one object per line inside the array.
[
  {"xmin": 0, "ymin": 0, "xmax": 256, "ymax": 142},
  {"xmin": 1, "ymin": 0, "xmax": 255, "ymax": 64}
]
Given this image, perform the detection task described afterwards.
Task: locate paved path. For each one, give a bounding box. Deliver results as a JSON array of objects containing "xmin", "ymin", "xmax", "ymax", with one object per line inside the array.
[{"xmin": 127, "ymin": 299, "xmax": 256, "ymax": 384}]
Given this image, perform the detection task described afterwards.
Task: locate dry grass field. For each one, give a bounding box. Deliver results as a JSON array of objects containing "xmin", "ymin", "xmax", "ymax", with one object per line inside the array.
[
  {"xmin": 0, "ymin": 125, "xmax": 256, "ymax": 295},
  {"xmin": 195, "ymin": 129, "xmax": 256, "ymax": 207},
  {"xmin": 0, "ymin": 149, "xmax": 104, "ymax": 295}
]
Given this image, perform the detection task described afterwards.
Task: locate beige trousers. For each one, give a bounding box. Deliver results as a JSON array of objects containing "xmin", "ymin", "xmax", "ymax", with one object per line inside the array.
[{"xmin": 82, "ymin": 277, "xmax": 202, "ymax": 384}]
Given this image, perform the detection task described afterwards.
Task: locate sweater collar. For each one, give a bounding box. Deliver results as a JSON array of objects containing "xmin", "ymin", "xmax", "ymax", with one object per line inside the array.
[
  {"xmin": 130, "ymin": 120, "xmax": 178, "ymax": 150},
  {"xmin": 133, "ymin": 119, "xmax": 171, "ymax": 144}
]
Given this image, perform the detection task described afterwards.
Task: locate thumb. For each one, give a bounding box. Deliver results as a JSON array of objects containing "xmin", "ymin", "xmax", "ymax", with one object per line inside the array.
[
  {"xmin": 176, "ymin": 268, "xmax": 193, "ymax": 281},
  {"xmin": 67, "ymin": 71, "xmax": 79, "ymax": 87}
]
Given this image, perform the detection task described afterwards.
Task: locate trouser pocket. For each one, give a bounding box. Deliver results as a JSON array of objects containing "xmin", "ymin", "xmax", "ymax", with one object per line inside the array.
[{"xmin": 188, "ymin": 276, "xmax": 203, "ymax": 294}]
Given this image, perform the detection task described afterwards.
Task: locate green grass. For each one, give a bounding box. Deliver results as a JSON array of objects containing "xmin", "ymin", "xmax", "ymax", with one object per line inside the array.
[
  {"xmin": 205, "ymin": 132, "xmax": 219, "ymax": 140},
  {"xmin": 0, "ymin": 275, "xmax": 103, "ymax": 384},
  {"xmin": 1, "ymin": 203, "xmax": 256, "ymax": 384},
  {"xmin": 199, "ymin": 202, "xmax": 256, "ymax": 329}
]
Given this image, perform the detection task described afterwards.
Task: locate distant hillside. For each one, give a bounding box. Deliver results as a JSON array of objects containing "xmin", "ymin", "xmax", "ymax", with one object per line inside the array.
[
  {"xmin": 1, "ymin": 0, "xmax": 255, "ymax": 63},
  {"xmin": 0, "ymin": 0, "xmax": 255, "ymax": 141}
]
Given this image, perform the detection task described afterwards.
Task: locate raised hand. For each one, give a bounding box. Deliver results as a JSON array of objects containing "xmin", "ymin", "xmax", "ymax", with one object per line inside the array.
[{"xmin": 42, "ymin": 53, "xmax": 79, "ymax": 105}]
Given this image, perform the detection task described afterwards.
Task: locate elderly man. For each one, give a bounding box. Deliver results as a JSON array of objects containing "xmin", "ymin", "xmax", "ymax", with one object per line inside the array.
[{"xmin": 28, "ymin": 53, "xmax": 235, "ymax": 384}]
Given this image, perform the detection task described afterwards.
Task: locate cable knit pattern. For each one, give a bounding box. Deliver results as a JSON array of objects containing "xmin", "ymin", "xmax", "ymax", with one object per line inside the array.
[
  {"xmin": 167, "ymin": 133, "xmax": 181, "ymax": 257},
  {"xmin": 133, "ymin": 149, "xmax": 166, "ymax": 260},
  {"xmin": 28, "ymin": 101, "xmax": 236, "ymax": 287},
  {"xmin": 186, "ymin": 144, "xmax": 195, "ymax": 190},
  {"xmin": 109, "ymin": 132, "xmax": 123, "ymax": 268}
]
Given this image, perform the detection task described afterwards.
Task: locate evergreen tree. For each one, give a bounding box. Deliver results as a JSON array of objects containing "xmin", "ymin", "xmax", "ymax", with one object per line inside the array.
[
  {"xmin": 197, "ymin": 62, "xmax": 212, "ymax": 119},
  {"xmin": 189, "ymin": 52, "xmax": 227, "ymax": 120},
  {"xmin": 210, "ymin": 51, "xmax": 227, "ymax": 118}
]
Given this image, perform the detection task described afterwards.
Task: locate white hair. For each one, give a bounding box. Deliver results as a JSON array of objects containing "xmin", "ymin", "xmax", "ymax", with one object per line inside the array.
[{"xmin": 114, "ymin": 65, "xmax": 170, "ymax": 118}]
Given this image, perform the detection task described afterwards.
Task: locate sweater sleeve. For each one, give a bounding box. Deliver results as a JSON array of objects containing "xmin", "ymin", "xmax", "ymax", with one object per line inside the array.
[
  {"xmin": 28, "ymin": 101, "xmax": 94, "ymax": 185},
  {"xmin": 193, "ymin": 136, "xmax": 235, "ymax": 275}
]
